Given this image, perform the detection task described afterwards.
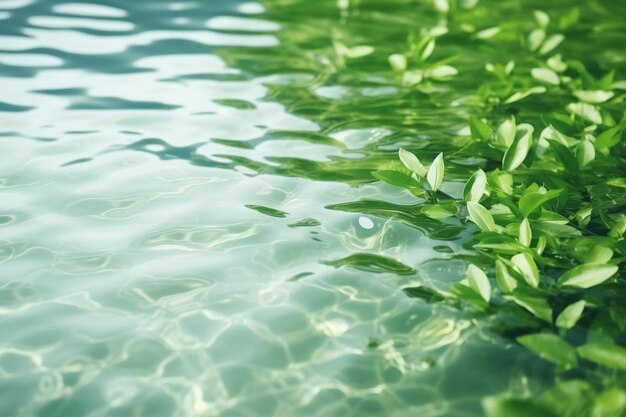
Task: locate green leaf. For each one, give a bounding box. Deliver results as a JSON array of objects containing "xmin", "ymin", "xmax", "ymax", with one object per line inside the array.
[
  {"xmin": 495, "ymin": 117, "xmax": 516, "ymax": 149},
  {"xmin": 567, "ymin": 102, "xmax": 603, "ymax": 125},
  {"xmin": 467, "ymin": 264, "xmax": 491, "ymax": 302},
  {"xmin": 558, "ymin": 263, "xmax": 618, "ymax": 288},
  {"xmin": 548, "ymin": 139, "xmax": 578, "ymax": 171},
  {"xmin": 576, "ymin": 138, "xmax": 595, "ymax": 168},
  {"xmin": 470, "ymin": 116, "xmax": 492, "ymax": 141},
  {"xmin": 517, "ymin": 333, "xmax": 578, "ymax": 368},
  {"xmin": 504, "ymin": 86, "xmax": 546, "ymax": 104},
  {"xmin": 467, "ymin": 202, "xmax": 497, "ymax": 232},
  {"xmin": 426, "ymin": 153, "xmax": 444, "ymax": 192},
  {"xmin": 503, "ymin": 124, "xmax": 534, "ymax": 171},
  {"xmin": 398, "ymin": 148, "xmax": 427, "ymax": 177},
  {"xmin": 596, "ymin": 125, "xmax": 623, "ymax": 152},
  {"xmin": 495, "ymin": 258, "xmax": 518, "ymax": 293},
  {"xmin": 582, "ymin": 246, "xmax": 613, "ymax": 264},
  {"xmin": 463, "ymin": 169, "xmax": 487, "ymax": 202},
  {"xmin": 484, "ymin": 397, "xmax": 558, "ymax": 417},
  {"xmin": 577, "ymin": 343, "xmax": 626, "ymax": 371},
  {"xmin": 539, "ymin": 34, "xmax": 564, "ymax": 55},
  {"xmin": 511, "ymin": 252, "xmax": 540, "ymax": 287},
  {"xmin": 592, "ymin": 388, "xmax": 626, "ymax": 417},
  {"xmin": 388, "ymin": 54, "xmax": 407, "ymax": 72},
  {"xmin": 428, "ymin": 65, "xmax": 458, "ymax": 80},
  {"xmin": 509, "ymin": 289, "xmax": 552, "ymax": 322},
  {"xmin": 531, "ymin": 68, "xmax": 559, "ymax": 85},
  {"xmin": 573, "ymin": 90, "xmax": 614, "ymax": 104},
  {"xmin": 519, "ymin": 218, "xmax": 532, "ymax": 247},
  {"xmin": 556, "ymin": 300, "xmax": 585, "ymax": 329},
  {"xmin": 559, "ymin": 7, "xmax": 580, "ymax": 30},
  {"xmin": 372, "ymin": 170, "xmax": 419, "ymax": 189},
  {"xmin": 518, "ymin": 189, "xmax": 562, "ymax": 218}
]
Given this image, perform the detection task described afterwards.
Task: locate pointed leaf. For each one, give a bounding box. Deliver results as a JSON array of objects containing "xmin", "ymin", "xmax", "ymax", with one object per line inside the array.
[
  {"xmin": 495, "ymin": 117, "xmax": 516, "ymax": 149},
  {"xmin": 503, "ymin": 123, "xmax": 534, "ymax": 171},
  {"xmin": 558, "ymin": 263, "xmax": 618, "ymax": 288},
  {"xmin": 495, "ymin": 258, "xmax": 518, "ymax": 293},
  {"xmin": 372, "ymin": 170, "xmax": 419, "ymax": 189},
  {"xmin": 556, "ymin": 300, "xmax": 585, "ymax": 329},
  {"xmin": 576, "ymin": 138, "xmax": 595, "ymax": 168},
  {"xmin": 518, "ymin": 333, "xmax": 578, "ymax": 368},
  {"xmin": 518, "ymin": 189, "xmax": 562, "ymax": 217},
  {"xmin": 512, "ymin": 252, "xmax": 540, "ymax": 287},
  {"xmin": 463, "ymin": 169, "xmax": 487, "ymax": 202},
  {"xmin": 426, "ymin": 153, "xmax": 444, "ymax": 192},
  {"xmin": 467, "ymin": 264, "xmax": 491, "ymax": 302},
  {"xmin": 539, "ymin": 34, "xmax": 564, "ymax": 55},
  {"xmin": 509, "ymin": 289, "xmax": 552, "ymax": 322},
  {"xmin": 467, "ymin": 202, "xmax": 497, "ymax": 232},
  {"xmin": 519, "ymin": 218, "xmax": 532, "ymax": 247},
  {"xmin": 578, "ymin": 343, "xmax": 626, "ymax": 371},
  {"xmin": 398, "ymin": 148, "xmax": 427, "ymax": 177}
]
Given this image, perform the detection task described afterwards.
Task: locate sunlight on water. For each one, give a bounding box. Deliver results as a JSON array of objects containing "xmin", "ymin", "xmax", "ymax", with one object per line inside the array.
[{"xmin": 1, "ymin": 0, "xmax": 625, "ymax": 416}]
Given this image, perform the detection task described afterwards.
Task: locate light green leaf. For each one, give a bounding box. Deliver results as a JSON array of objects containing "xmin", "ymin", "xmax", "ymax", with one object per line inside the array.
[
  {"xmin": 475, "ymin": 26, "xmax": 501, "ymax": 40},
  {"xmin": 433, "ymin": 0, "xmax": 449, "ymax": 13},
  {"xmin": 509, "ymin": 289, "xmax": 552, "ymax": 322},
  {"xmin": 536, "ymin": 235, "xmax": 546, "ymax": 255},
  {"xmin": 467, "ymin": 202, "xmax": 497, "ymax": 232},
  {"xmin": 519, "ymin": 218, "xmax": 532, "ymax": 247},
  {"xmin": 502, "ymin": 124, "xmax": 534, "ymax": 171},
  {"xmin": 467, "ymin": 264, "xmax": 491, "ymax": 302},
  {"xmin": 532, "ymin": 68, "xmax": 559, "ymax": 85},
  {"xmin": 495, "ymin": 117, "xmax": 516, "ymax": 149},
  {"xmin": 577, "ymin": 343, "xmax": 626, "ymax": 371},
  {"xmin": 372, "ymin": 170, "xmax": 419, "ymax": 189},
  {"xmin": 596, "ymin": 125, "xmax": 622, "ymax": 151},
  {"xmin": 388, "ymin": 54, "xmax": 407, "ymax": 72},
  {"xmin": 539, "ymin": 34, "xmax": 564, "ymax": 55},
  {"xmin": 470, "ymin": 116, "xmax": 492, "ymax": 141},
  {"xmin": 576, "ymin": 138, "xmax": 595, "ymax": 168},
  {"xmin": 518, "ymin": 333, "xmax": 578, "ymax": 368},
  {"xmin": 419, "ymin": 38, "xmax": 436, "ymax": 61},
  {"xmin": 463, "ymin": 169, "xmax": 487, "ymax": 203},
  {"xmin": 495, "ymin": 259, "xmax": 518, "ymax": 293},
  {"xmin": 421, "ymin": 203, "xmax": 457, "ymax": 220},
  {"xmin": 490, "ymin": 171, "xmax": 513, "ymax": 194},
  {"xmin": 512, "ymin": 252, "xmax": 540, "ymax": 287},
  {"xmin": 402, "ymin": 70, "xmax": 424, "ymax": 86},
  {"xmin": 528, "ymin": 29, "xmax": 546, "ymax": 51},
  {"xmin": 398, "ymin": 148, "xmax": 427, "ymax": 177},
  {"xmin": 534, "ymin": 10, "xmax": 550, "ymax": 28},
  {"xmin": 592, "ymin": 388, "xmax": 626, "ymax": 417},
  {"xmin": 567, "ymin": 102, "xmax": 603, "ymax": 125},
  {"xmin": 518, "ymin": 189, "xmax": 562, "ymax": 217},
  {"xmin": 504, "ymin": 86, "xmax": 546, "ymax": 104},
  {"xmin": 558, "ymin": 263, "xmax": 618, "ymax": 288},
  {"xmin": 573, "ymin": 90, "xmax": 614, "ymax": 104},
  {"xmin": 556, "ymin": 300, "xmax": 585, "ymax": 329},
  {"xmin": 428, "ymin": 65, "xmax": 458, "ymax": 80},
  {"xmin": 426, "ymin": 152, "xmax": 444, "ymax": 191},
  {"xmin": 547, "ymin": 54, "xmax": 567, "ymax": 72},
  {"xmin": 582, "ymin": 246, "xmax": 613, "ymax": 264}
]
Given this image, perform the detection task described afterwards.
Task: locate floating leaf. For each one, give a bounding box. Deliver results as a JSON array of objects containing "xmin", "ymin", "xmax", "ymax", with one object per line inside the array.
[
  {"xmin": 398, "ymin": 148, "xmax": 427, "ymax": 177},
  {"xmin": 519, "ymin": 218, "xmax": 532, "ymax": 247},
  {"xmin": 467, "ymin": 264, "xmax": 491, "ymax": 302},
  {"xmin": 558, "ymin": 263, "xmax": 618, "ymax": 288},
  {"xmin": 577, "ymin": 343, "xmax": 626, "ymax": 371},
  {"xmin": 532, "ymin": 68, "xmax": 559, "ymax": 85},
  {"xmin": 503, "ymin": 124, "xmax": 534, "ymax": 171},
  {"xmin": 463, "ymin": 169, "xmax": 487, "ymax": 202},
  {"xmin": 556, "ymin": 300, "xmax": 585, "ymax": 329},
  {"xmin": 512, "ymin": 252, "xmax": 540, "ymax": 287},
  {"xmin": 518, "ymin": 333, "xmax": 578, "ymax": 368},
  {"xmin": 426, "ymin": 153, "xmax": 444, "ymax": 192},
  {"xmin": 495, "ymin": 117, "xmax": 516, "ymax": 149},
  {"xmin": 467, "ymin": 202, "xmax": 497, "ymax": 232},
  {"xmin": 573, "ymin": 90, "xmax": 614, "ymax": 104},
  {"xmin": 372, "ymin": 170, "xmax": 419, "ymax": 189},
  {"xmin": 495, "ymin": 258, "xmax": 518, "ymax": 293},
  {"xmin": 470, "ymin": 116, "xmax": 492, "ymax": 141}
]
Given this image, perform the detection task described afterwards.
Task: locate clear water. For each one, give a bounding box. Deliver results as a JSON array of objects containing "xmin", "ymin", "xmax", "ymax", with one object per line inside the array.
[{"xmin": 1, "ymin": 0, "xmax": 625, "ymax": 416}]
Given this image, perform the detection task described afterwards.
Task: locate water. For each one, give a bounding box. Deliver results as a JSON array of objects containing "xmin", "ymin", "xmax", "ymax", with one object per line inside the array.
[{"xmin": 1, "ymin": 0, "xmax": 625, "ymax": 416}]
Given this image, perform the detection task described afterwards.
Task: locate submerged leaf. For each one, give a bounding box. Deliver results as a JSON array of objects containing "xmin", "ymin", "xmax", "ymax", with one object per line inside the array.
[
  {"xmin": 558, "ymin": 263, "xmax": 618, "ymax": 288},
  {"xmin": 518, "ymin": 333, "xmax": 578, "ymax": 368}
]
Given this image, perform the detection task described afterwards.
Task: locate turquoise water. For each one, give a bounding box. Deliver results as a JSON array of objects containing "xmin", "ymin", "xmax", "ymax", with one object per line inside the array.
[{"xmin": 1, "ymin": 0, "xmax": 625, "ymax": 416}]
